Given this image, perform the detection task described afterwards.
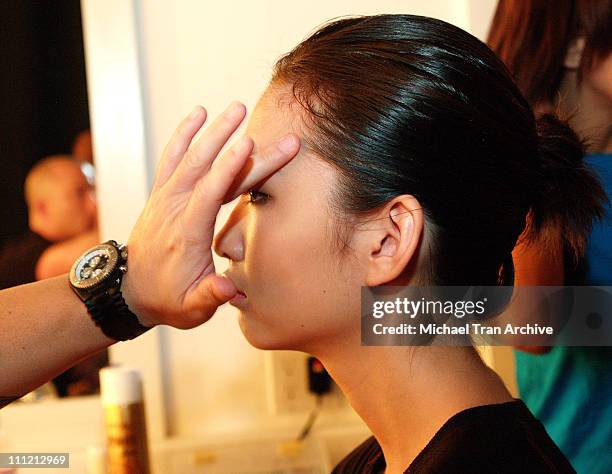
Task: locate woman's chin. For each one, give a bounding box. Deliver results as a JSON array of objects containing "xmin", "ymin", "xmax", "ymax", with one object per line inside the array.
[
  {"xmin": 237, "ymin": 314, "xmax": 274, "ymax": 349},
  {"xmin": 237, "ymin": 315, "xmax": 300, "ymax": 351},
  {"xmin": 244, "ymin": 333, "xmax": 291, "ymax": 351}
]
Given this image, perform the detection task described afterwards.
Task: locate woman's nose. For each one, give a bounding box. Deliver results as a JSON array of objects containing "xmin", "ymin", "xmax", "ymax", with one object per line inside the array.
[{"xmin": 213, "ymin": 206, "xmax": 245, "ymax": 261}]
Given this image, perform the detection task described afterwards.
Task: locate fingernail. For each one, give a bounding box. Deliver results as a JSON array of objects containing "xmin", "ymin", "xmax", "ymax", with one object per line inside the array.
[
  {"xmin": 189, "ymin": 106, "xmax": 202, "ymax": 120},
  {"xmin": 227, "ymin": 101, "xmax": 245, "ymax": 119},
  {"xmin": 277, "ymin": 134, "xmax": 298, "ymax": 153}
]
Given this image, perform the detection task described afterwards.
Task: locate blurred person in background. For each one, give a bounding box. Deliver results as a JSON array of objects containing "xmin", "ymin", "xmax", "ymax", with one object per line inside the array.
[
  {"xmin": 488, "ymin": 1, "xmax": 612, "ymax": 472},
  {"xmin": 25, "ymin": 155, "xmax": 98, "ymax": 280},
  {"xmin": 0, "ymin": 155, "xmax": 98, "ymax": 288},
  {"xmin": 0, "ymin": 154, "xmax": 105, "ymax": 397}
]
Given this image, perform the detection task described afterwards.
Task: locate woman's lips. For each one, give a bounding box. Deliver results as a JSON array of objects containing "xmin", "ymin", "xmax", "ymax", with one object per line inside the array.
[{"xmin": 222, "ymin": 271, "xmax": 247, "ymax": 305}]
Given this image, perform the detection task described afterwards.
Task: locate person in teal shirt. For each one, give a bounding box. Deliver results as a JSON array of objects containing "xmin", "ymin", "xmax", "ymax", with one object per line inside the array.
[
  {"xmin": 516, "ymin": 152, "xmax": 612, "ymax": 474},
  {"xmin": 488, "ymin": 1, "xmax": 612, "ymax": 472}
]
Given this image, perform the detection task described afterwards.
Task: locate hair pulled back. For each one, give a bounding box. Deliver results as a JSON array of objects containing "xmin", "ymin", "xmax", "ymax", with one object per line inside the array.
[{"xmin": 271, "ymin": 14, "xmax": 606, "ymax": 285}]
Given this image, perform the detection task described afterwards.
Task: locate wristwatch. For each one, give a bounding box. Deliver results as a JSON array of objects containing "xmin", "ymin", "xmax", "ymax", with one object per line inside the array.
[{"xmin": 69, "ymin": 240, "xmax": 152, "ymax": 341}]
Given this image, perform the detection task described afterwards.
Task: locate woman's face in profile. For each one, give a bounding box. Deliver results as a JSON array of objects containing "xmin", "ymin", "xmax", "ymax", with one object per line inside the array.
[{"xmin": 214, "ymin": 86, "xmax": 365, "ymax": 352}]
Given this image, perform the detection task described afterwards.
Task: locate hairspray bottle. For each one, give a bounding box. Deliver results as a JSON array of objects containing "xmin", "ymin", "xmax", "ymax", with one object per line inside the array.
[{"xmin": 100, "ymin": 366, "xmax": 151, "ymax": 474}]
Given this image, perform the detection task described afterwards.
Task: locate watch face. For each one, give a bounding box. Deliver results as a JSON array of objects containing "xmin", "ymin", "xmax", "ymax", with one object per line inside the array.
[{"xmin": 70, "ymin": 242, "xmax": 120, "ymax": 289}]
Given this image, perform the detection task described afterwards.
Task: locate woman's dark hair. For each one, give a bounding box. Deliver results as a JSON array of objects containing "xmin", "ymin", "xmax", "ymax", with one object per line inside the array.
[
  {"xmin": 270, "ymin": 14, "xmax": 606, "ymax": 285},
  {"xmin": 487, "ymin": 0, "xmax": 612, "ymax": 105}
]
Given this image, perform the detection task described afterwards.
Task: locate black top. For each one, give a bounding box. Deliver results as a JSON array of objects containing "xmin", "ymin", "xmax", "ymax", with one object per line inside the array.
[
  {"xmin": 332, "ymin": 400, "xmax": 575, "ymax": 473},
  {"xmin": 0, "ymin": 231, "xmax": 50, "ymax": 290}
]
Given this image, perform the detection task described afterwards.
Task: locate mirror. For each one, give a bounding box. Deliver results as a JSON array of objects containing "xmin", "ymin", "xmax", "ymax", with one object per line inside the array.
[{"xmin": 0, "ymin": 1, "xmax": 107, "ymax": 401}]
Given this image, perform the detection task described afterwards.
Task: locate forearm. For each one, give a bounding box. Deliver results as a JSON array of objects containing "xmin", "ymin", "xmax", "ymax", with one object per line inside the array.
[{"xmin": 0, "ymin": 275, "xmax": 114, "ymax": 406}]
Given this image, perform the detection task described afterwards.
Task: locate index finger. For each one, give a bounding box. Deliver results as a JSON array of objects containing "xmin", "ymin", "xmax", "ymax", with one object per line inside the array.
[
  {"xmin": 222, "ymin": 133, "xmax": 301, "ymax": 203},
  {"xmin": 168, "ymin": 102, "xmax": 247, "ymax": 192},
  {"xmin": 180, "ymin": 132, "xmax": 300, "ymax": 237},
  {"xmin": 152, "ymin": 106, "xmax": 207, "ymax": 193}
]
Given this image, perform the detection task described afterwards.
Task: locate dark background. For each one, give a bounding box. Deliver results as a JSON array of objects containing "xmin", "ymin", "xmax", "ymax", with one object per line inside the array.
[{"xmin": 0, "ymin": 1, "xmax": 90, "ymax": 245}]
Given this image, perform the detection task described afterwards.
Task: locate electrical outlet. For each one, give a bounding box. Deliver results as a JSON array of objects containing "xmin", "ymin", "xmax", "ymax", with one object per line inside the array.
[
  {"xmin": 264, "ymin": 350, "xmax": 312, "ymax": 414},
  {"xmin": 264, "ymin": 351, "xmax": 349, "ymax": 415}
]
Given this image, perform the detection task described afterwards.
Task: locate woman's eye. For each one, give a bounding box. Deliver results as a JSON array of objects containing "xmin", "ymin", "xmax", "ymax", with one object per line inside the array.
[{"xmin": 247, "ymin": 189, "xmax": 269, "ymax": 204}]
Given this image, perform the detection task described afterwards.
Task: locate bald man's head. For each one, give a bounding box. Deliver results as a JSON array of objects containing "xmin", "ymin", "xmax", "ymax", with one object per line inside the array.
[{"xmin": 25, "ymin": 155, "xmax": 97, "ymax": 242}]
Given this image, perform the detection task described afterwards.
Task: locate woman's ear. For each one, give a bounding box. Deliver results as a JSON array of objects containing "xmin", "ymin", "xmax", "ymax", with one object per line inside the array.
[
  {"xmin": 564, "ymin": 37, "xmax": 586, "ymax": 70},
  {"xmin": 365, "ymin": 195, "xmax": 423, "ymax": 286}
]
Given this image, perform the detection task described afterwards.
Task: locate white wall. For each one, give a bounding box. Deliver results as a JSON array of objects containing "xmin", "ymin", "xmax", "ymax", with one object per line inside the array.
[{"xmin": 83, "ymin": 0, "xmax": 499, "ymax": 440}]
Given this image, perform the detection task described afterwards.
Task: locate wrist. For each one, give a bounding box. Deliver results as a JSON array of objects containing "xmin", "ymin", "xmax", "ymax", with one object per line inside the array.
[
  {"xmin": 120, "ymin": 271, "xmax": 158, "ymax": 328},
  {"xmin": 69, "ymin": 240, "xmax": 155, "ymax": 341}
]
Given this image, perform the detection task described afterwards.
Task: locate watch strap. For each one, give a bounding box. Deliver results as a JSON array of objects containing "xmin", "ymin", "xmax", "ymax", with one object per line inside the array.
[{"xmin": 85, "ymin": 283, "xmax": 151, "ymax": 341}]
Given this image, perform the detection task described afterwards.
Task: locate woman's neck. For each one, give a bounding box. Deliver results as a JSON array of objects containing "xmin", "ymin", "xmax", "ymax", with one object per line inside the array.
[
  {"xmin": 316, "ymin": 343, "xmax": 513, "ymax": 474},
  {"xmin": 542, "ymin": 71, "xmax": 612, "ymax": 153}
]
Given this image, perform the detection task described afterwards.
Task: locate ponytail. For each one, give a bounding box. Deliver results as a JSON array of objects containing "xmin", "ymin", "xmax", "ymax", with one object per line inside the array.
[{"xmin": 522, "ymin": 113, "xmax": 608, "ymax": 262}]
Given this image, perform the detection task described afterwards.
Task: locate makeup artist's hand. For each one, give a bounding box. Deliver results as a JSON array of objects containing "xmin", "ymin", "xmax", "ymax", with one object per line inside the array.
[{"xmin": 122, "ymin": 102, "xmax": 300, "ymax": 329}]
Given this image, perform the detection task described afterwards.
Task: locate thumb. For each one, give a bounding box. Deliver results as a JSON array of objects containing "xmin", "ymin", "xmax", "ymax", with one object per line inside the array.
[{"xmin": 190, "ymin": 274, "xmax": 237, "ymax": 318}]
